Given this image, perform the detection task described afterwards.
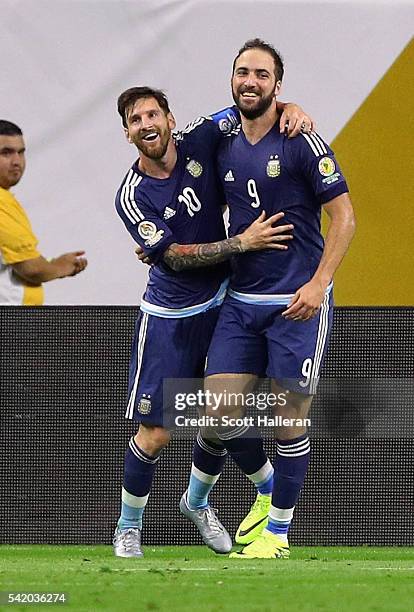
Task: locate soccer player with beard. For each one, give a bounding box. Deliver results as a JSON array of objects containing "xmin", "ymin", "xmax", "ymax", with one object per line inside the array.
[
  {"xmin": 202, "ymin": 39, "xmax": 356, "ymax": 559},
  {"xmin": 113, "ymin": 87, "xmax": 312, "ymax": 557}
]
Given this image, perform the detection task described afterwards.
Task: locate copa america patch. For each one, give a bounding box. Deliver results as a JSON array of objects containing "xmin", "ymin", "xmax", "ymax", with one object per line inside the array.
[
  {"xmin": 137, "ymin": 221, "xmax": 164, "ymax": 247},
  {"xmin": 318, "ymin": 157, "xmax": 335, "ymax": 177}
]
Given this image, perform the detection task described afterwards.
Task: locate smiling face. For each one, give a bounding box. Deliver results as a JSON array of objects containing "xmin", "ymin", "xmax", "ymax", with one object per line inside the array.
[
  {"xmin": 232, "ymin": 48, "xmax": 281, "ymax": 120},
  {"xmin": 124, "ymin": 97, "xmax": 176, "ymax": 160},
  {"xmin": 0, "ymin": 134, "xmax": 26, "ymax": 189}
]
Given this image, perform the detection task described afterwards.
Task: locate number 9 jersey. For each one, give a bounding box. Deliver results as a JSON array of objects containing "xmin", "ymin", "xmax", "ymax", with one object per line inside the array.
[
  {"xmin": 205, "ymin": 123, "xmax": 349, "ymax": 393},
  {"xmin": 217, "ymin": 123, "xmax": 349, "ymax": 299}
]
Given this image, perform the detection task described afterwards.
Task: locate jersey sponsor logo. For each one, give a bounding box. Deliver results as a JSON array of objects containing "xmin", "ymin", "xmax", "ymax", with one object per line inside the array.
[
  {"xmin": 318, "ymin": 157, "xmax": 336, "ymax": 177},
  {"xmin": 138, "ymin": 221, "xmax": 164, "ymax": 246},
  {"xmin": 163, "ymin": 206, "xmax": 176, "ymax": 220},
  {"xmin": 137, "ymin": 394, "xmax": 152, "ymax": 415},
  {"xmin": 266, "ymin": 155, "xmax": 281, "ymax": 178},
  {"xmin": 224, "ymin": 170, "xmax": 235, "ymax": 182},
  {"xmin": 186, "ymin": 159, "xmax": 203, "ymax": 178}
]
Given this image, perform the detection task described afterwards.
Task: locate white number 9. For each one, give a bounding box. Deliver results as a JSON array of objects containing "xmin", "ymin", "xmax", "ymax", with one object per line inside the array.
[
  {"xmin": 247, "ymin": 179, "xmax": 261, "ymax": 208},
  {"xmin": 299, "ymin": 357, "xmax": 313, "ymax": 388}
]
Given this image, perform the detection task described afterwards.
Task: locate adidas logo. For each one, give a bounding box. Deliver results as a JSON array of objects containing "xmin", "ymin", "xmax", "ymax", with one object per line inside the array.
[
  {"xmin": 163, "ymin": 206, "xmax": 176, "ymax": 220},
  {"xmin": 224, "ymin": 170, "xmax": 235, "ymax": 182}
]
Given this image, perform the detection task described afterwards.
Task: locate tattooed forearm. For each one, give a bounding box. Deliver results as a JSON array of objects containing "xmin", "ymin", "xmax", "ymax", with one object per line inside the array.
[{"xmin": 163, "ymin": 237, "xmax": 244, "ymax": 272}]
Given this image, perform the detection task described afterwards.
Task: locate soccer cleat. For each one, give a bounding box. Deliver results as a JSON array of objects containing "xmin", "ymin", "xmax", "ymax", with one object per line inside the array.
[
  {"xmin": 179, "ymin": 491, "xmax": 232, "ymax": 554},
  {"xmin": 113, "ymin": 527, "xmax": 144, "ymax": 558},
  {"xmin": 235, "ymin": 493, "xmax": 271, "ymax": 545},
  {"xmin": 230, "ymin": 530, "xmax": 290, "ymax": 559}
]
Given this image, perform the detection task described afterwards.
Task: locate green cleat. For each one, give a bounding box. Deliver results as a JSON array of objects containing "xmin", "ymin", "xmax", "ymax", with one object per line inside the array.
[
  {"xmin": 230, "ymin": 530, "xmax": 290, "ymax": 559},
  {"xmin": 235, "ymin": 493, "xmax": 271, "ymax": 545}
]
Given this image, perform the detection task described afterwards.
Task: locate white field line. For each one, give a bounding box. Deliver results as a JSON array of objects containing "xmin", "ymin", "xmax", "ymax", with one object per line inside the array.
[
  {"xmin": 93, "ymin": 567, "xmax": 258, "ymax": 572},
  {"xmin": 362, "ymin": 567, "xmax": 414, "ymax": 571},
  {"xmin": 84, "ymin": 566, "xmax": 414, "ymax": 572}
]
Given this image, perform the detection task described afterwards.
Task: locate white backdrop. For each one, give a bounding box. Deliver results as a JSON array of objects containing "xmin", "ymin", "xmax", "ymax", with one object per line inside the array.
[{"xmin": 1, "ymin": 0, "xmax": 412, "ymax": 303}]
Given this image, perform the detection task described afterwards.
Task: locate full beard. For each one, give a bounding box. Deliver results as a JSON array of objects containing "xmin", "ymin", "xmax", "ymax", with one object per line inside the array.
[
  {"xmin": 232, "ymin": 89, "xmax": 275, "ymax": 120},
  {"xmin": 137, "ymin": 130, "xmax": 170, "ymax": 159}
]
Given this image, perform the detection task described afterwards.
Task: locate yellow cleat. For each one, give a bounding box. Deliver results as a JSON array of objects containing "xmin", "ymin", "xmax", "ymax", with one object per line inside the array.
[
  {"xmin": 235, "ymin": 493, "xmax": 271, "ymax": 545},
  {"xmin": 230, "ymin": 530, "xmax": 290, "ymax": 559}
]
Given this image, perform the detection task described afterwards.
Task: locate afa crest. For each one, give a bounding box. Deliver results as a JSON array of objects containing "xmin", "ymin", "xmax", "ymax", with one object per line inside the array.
[
  {"xmin": 138, "ymin": 394, "xmax": 152, "ymax": 415},
  {"xmin": 266, "ymin": 155, "xmax": 280, "ymax": 178},
  {"xmin": 186, "ymin": 159, "xmax": 203, "ymax": 178}
]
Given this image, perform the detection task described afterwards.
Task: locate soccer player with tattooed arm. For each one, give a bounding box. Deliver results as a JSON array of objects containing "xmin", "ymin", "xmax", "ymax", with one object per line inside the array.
[{"xmin": 113, "ymin": 85, "xmax": 314, "ymax": 557}]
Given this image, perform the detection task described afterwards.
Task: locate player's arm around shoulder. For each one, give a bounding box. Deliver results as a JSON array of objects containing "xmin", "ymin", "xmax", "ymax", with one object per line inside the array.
[
  {"xmin": 175, "ymin": 107, "xmax": 240, "ymax": 150},
  {"xmin": 276, "ymin": 101, "xmax": 315, "ymax": 138}
]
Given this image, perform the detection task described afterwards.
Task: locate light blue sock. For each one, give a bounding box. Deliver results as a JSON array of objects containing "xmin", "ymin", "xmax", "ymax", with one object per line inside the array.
[
  {"xmin": 186, "ymin": 433, "xmax": 227, "ymax": 509},
  {"xmin": 246, "ymin": 459, "xmax": 274, "ymax": 494}
]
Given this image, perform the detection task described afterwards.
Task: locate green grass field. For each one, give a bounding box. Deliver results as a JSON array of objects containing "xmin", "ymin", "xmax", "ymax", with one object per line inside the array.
[{"xmin": 1, "ymin": 546, "xmax": 414, "ymax": 611}]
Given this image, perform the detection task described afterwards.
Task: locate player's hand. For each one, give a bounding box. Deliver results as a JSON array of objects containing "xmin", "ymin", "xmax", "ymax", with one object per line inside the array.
[
  {"xmin": 282, "ymin": 278, "xmax": 327, "ymax": 321},
  {"xmin": 239, "ymin": 210, "xmax": 294, "ymax": 252},
  {"xmin": 53, "ymin": 251, "xmax": 88, "ymax": 277},
  {"xmin": 279, "ymin": 103, "xmax": 315, "ymax": 138},
  {"xmin": 135, "ymin": 245, "xmax": 152, "ymax": 265}
]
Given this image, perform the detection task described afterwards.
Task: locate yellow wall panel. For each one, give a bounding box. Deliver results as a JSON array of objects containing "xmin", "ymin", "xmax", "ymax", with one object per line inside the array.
[{"xmin": 325, "ymin": 39, "xmax": 414, "ymax": 305}]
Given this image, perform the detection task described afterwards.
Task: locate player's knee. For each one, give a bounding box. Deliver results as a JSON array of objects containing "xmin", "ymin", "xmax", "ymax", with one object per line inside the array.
[
  {"xmin": 205, "ymin": 403, "xmax": 235, "ymax": 420},
  {"xmin": 199, "ymin": 426, "xmax": 221, "ymax": 443},
  {"xmin": 277, "ymin": 425, "xmax": 308, "ymax": 441},
  {"xmin": 274, "ymin": 390, "xmax": 312, "ymax": 419},
  {"xmin": 135, "ymin": 425, "xmax": 171, "ymax": 455},
  {"xmin": 205, "ymin": 403, "xmax": 220, "ymax": 419}
]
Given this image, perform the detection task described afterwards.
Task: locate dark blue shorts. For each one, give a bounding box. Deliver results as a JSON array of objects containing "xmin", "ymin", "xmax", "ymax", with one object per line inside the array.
[
  {"xmin": 125, "ymin": 307, "xmax": 220, "ymax": 426},
  {"xmin": 205, "ymin": 292, "xmax": 334, "ymax": 394}
]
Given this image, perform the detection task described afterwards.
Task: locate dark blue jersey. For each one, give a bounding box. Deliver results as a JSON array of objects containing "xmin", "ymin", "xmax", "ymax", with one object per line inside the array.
[
  {"xmin": 115, "ymin": 110, "xmax": 238, "ymax": 316},
  {"xmin": 217, "ymin": 124, "xmax": 349, "ymax": 299}
]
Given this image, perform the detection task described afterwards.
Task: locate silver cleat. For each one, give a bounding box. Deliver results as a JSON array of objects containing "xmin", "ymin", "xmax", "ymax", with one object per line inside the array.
[
  {"xmin": 113, "ymin": 527, "xmax": 144, "ymax": 558},
  {"xmin": 179, "ymin": 491, "xmax": 232, "ymax": 554}
]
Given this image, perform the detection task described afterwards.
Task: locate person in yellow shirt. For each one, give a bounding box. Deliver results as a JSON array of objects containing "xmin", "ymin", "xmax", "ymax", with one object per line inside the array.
[{"xmin": 0, "ymin": 120, "xmax": 87, "ymax": 305}]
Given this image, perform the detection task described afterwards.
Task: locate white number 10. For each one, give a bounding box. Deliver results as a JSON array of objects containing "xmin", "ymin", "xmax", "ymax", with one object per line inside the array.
[
  {"xmin": 178, "ymin": 187, "xmax": 202, "ymax": 217},
  {"xmin": 247, "ymin": 179, "xmax": 261, "ymax": 208}
]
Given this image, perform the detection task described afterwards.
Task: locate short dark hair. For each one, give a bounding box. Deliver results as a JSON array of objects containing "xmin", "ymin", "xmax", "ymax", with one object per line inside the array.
[
  {"xmin": 117, "ymin": 87, "xmax": 171, "ymax": 128},
  {"xmin": 0, "ymin": 120, "xmax": 23, "ymax": 136},
  {"xmin": 232, "ymin": 38, "xmax": 284, "ymax": 82}
]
